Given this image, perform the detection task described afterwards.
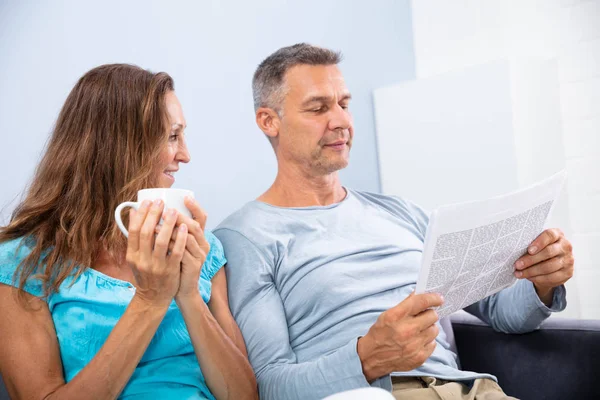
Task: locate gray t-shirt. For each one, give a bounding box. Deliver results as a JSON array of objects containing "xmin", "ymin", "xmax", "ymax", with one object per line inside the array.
[{"xmin": 214, "ymin": 189, "xmax": 565, "ymax": 400}]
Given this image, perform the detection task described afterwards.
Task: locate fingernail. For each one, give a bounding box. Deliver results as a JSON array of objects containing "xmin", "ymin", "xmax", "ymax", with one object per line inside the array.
[
  {"xmin": 515, "ymin": 271, "xmax": 523, "ymax": 278},
  {"xmin": 153, "ymin": 199, "xmax": 162, "ymax": 207},
  {"xmin": 169, "ymin": 208, "xmax": 177, "ymax": 217},
  {"xmin": 141, "ymin": 200, "xmax": 152, "ymax": 208},
  {"xmin": 439, "ymin": 294, "xmax": 444, "ymax": 303},
  {"xmin": 529, "ymin": 246, "xmax": 537, "ymax": 254},
  {"xmin": 180, "ymin": 224, "xmax": 187, "ymax": 232},
  {"xmin": 516, "ymin": 260, "xmax": 524, "ymax": 269}
]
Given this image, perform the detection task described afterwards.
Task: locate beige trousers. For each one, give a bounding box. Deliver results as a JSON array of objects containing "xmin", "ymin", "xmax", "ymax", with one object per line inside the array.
[{"xmin": 391, "ymin": 376, "xmax": 519, "ymax": 400}]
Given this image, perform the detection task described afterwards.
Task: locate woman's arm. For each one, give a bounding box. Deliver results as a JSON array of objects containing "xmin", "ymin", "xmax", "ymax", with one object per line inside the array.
[
  {"xmin": 0, "ymin": 285, "xmax": 169, "ymax": 400},
  {"xmin": 0, "ymin": 200, "xmax": 187, "ymax": 400},
  {"xmin": 177, "ymin": 268, "xmax": 258, "ymax": 400}
]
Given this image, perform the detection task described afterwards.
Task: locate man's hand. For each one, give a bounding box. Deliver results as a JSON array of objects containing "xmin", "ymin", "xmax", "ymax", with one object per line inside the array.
[
  {"xmin": 514, "ymin": 228, "xmax": 574, "ymax": 306},
  {"xmin": 357, "ymin": 293, "xmax": 444, "ymax": 382}
]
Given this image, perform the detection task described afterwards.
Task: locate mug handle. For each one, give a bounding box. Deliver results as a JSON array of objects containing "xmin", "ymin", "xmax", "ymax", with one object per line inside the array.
[{"xmin": 114, "ymin": 201, "xmax": 140, "ymax": 238}]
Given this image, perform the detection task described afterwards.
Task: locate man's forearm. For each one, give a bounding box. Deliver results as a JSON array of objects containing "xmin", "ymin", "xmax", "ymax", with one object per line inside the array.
[{"xmin": 255, "ymin": 338, "xmax": 374, "ymax": 400}]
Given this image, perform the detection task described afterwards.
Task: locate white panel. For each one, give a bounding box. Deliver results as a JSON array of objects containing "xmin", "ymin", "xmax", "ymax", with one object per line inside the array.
[
  {"xmin": 562, "ymin": 116, "xmax": 600, "ymax": 158},
  {"xmin": 374, "ymin": 60, "xmax": 519, "ymax": 211},
  {"xmin": 570, "ymin": 0, "xmax": 600, "ymax": 41},
  {"xmin": 560, "ymin": 77, "xmax": 600, "ymax": 118},
  {"xmin": 558, "ymin": 38, "xmax": 600, "ymax": 83},
  {"xmin": 509, "ymin": 59, "xmax": 571, "ymax": 235}
]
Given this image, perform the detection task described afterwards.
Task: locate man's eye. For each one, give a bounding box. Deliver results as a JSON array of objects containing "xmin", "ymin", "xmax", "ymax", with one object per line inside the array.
[{"xmin": 312, "ymin": 107, "xmax": 326, "ymax": 113}]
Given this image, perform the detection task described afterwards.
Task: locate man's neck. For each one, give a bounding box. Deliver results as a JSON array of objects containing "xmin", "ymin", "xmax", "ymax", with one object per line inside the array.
[{"xmin": 257, "ymin": 164, "xmax": 346, "ymax": 208}]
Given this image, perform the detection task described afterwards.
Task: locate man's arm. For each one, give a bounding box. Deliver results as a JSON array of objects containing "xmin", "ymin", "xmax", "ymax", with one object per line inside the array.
[
  {"xmin": 214, "ymin": 228, "xmax": 371, "ymax": 400},
  {"xmin": 465, "ymin": 228, "xmax": 573, "ymax": 333}
]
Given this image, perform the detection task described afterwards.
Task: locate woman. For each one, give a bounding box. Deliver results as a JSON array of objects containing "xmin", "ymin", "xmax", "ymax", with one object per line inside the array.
[{"xmin": 0, "ymin": 64, "xmax": 258, "ymax": 399}]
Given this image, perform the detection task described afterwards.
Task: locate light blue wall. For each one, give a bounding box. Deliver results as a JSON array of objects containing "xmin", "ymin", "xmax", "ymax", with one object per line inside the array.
[{"xmin": 0, "ymin": 0, "xmax": 415, "ymax": 228}]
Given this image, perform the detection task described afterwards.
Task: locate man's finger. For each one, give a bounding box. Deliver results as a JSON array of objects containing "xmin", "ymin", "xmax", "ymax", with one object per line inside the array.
[
  {"xmin": 515, "ymin": 257, "xmax": 563, "ymax": 279},
  {"xmin": 515, "ymin": 242, "xmax": 562, "ymax": 270},
  {"xmin": 408, "ymin": 293, "xmax": 444, "ymax": 316},
  {"xmin": 528, "ymin": 270, "xmax": 570, "ymax": 287},
  {"xmin": 528, "ymin": 228, "xmax": 563, "ymax": 255},
  {"xmin": 413, "ymin": 309, "xmax": 439, "ymax": 331},
  {"xmin": 421, "ymin": 323, "xmax": 439, "ymax": 344}
]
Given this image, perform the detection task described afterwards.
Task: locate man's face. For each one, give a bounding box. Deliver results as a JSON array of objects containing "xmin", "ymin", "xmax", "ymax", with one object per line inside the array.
[{"xmin": 276, "ymin": 64, "xmax": 353, "ymax": 176}]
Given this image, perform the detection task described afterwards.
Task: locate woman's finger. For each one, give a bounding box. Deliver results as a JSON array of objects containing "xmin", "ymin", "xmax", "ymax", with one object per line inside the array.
[
  {"xmin": 184, "ymin": 196, "xmax": 208, "ymax": 231},
  {"xmin": 168, "ymin": 224, "xmax": 188, "ymax": 265},
  {"xmin": 127, "ymin": 200, "xmax": 151, "ymax": 254},
  {"xmin": 153, "ymin": 208, "xmax": 178, "ymax": 259},
  {"xmin": 167, "ymin": 234, "xmax": 208, "ymax": 259},
  {"xmin": 139, "ymin": 199, "xmax": 165, "ymax": 265}
]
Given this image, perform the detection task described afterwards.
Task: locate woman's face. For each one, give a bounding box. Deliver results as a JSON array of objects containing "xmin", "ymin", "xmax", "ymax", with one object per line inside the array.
[{"xmin": 157, "ymin": 91, "xmax": 190, "ymax": 188}]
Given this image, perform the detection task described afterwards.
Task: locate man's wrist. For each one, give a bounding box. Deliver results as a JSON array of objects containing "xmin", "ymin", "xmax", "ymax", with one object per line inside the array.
[
  {"xmin": 533, "ymin": 284, "xmax": 555, "ymax": 307},
  {"xmin": 357, "ymin": 335, "xmax": 379, "ymax": 383}
]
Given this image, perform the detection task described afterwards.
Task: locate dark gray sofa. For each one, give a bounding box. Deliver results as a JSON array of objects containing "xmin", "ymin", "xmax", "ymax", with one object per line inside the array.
[
  {"xmin": 449, "ymin": 313, "xmax": 600, "ymax": 400},
  {"xmin": 1, "ymin": 314, "xmax": 599, "ymax": 399}
]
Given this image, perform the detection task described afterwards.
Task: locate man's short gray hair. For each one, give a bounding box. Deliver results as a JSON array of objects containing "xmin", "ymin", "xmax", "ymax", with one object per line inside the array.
[{"xmin": 252, "ymin": 43, "xmax": 342, "ymax": 114}]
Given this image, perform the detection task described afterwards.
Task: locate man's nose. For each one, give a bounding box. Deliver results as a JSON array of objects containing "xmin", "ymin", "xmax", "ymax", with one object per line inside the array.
[{"xmin": 329, "ymin": 104, "xmax": 352, "ymax": 132}]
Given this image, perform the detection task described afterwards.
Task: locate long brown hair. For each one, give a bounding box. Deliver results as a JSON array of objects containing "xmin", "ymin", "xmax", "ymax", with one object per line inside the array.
[{"xmin": 0, "ymin": 64, "xmax": 174, "ymax": 297}]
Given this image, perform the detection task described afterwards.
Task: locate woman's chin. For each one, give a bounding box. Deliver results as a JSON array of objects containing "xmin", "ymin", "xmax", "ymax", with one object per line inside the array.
[{"xmin": 158, "ymin": 177, "xmax": 174, "ymax": 188}]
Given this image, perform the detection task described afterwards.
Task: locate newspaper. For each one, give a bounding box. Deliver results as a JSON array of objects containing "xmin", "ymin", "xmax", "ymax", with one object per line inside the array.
[{"xmin": 415, "ymin": 170, "xmax": 567, "ymax": 318}]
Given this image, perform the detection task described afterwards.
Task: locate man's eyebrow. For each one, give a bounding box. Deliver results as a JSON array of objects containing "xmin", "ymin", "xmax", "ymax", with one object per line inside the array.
[
  {"xmin": 301, "ymin": 93, "xmax": 352, "ymax": 107},
  {"xmin": 301, "ymin": 96, "xmax": 332, "ymax": 107}
]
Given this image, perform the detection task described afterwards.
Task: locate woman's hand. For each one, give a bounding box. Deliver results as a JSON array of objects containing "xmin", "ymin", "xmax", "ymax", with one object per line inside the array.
[
  {"xmin": 164, "ymin": 196, "xmax": 211, "ymax": 302},
  {"xmin": 126, "ymin": 199, "xmax": 188, "ymax": 308}
]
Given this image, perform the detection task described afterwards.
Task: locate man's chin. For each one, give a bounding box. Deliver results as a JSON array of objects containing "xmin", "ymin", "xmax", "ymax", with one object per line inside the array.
[{"xmin": 317, "ymin": 159, "xmax": 349, "ymax": 175}]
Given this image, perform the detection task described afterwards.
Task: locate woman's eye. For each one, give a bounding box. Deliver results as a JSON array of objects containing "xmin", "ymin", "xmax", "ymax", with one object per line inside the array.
[{"xmin": 169, "ymin": 133, "xmax": 179, "ymax": 141}]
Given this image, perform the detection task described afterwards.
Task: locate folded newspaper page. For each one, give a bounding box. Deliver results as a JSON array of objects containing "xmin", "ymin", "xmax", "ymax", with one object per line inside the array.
[{"xmin": 415, "ymin": 170, "xmax": 567, "ymax": 318}]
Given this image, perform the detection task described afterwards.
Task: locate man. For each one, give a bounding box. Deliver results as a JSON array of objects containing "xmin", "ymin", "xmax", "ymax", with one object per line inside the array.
[{"xmin": 213, "ymin": 43, "xmax": 574, "ymax": 400}]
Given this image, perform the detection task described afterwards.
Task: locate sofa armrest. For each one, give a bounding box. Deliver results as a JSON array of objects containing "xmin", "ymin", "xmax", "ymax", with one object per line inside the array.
[{"xmin": 450, "ymin": 313, "xmax": 600, "ymax": 400}]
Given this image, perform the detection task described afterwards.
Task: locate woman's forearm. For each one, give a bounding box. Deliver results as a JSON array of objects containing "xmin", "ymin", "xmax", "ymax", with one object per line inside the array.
[
  {"xmin": 46, "ymin": 295, "xmax": 168, "ymax": 400},
  {"xmin": 177, "ymin": 293, "xmax": 258, "ymax": 400}
]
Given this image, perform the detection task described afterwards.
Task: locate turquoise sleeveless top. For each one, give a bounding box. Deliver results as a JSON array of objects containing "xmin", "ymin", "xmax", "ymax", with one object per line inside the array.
[{"xmin": 0, "ymin": 232, "xmax": 226, "ymax": 399}]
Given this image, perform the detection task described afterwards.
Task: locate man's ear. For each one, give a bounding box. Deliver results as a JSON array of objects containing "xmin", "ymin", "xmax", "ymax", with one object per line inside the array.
[{"xmin": 256, "ymin": 107, "xmax": 281, "ymax": 140}]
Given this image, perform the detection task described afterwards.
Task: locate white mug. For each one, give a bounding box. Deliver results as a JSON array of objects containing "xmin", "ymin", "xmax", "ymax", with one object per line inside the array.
[{"xmin": 115, "ymin": 188, "xmax": 194, "ymax": 237}]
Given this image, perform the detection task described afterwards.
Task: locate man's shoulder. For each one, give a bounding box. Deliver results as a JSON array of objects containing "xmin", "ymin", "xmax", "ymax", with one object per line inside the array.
[
  {"xmin": 214, "ymin": 200, "xmax": 284, "ymax": 244},
  {"xmin": 349, "ymin": 189, "xmax": 430, "ymax": 236},
  {"xmin": 349, "ymin": 189, "xmax": 418, "ymax": 214},
  {"xmin": 215, "ymin": 201, "xmax": 262, "ymax": 233}
]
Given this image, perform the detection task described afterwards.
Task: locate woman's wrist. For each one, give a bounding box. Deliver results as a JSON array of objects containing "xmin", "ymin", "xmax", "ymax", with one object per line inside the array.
[{"xmin": 175, "ymin": 289, "xmax": 204, "ymax": 310}]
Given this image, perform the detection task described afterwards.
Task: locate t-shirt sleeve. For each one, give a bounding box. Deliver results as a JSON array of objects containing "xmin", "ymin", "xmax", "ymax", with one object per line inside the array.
[
  {"xmin": 0, "ymin": 238, "xmax": 44, "ymax": 298},
  {"xmin": 200, "ymin": 231, "xmax": 227, "ymax": 282}
]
